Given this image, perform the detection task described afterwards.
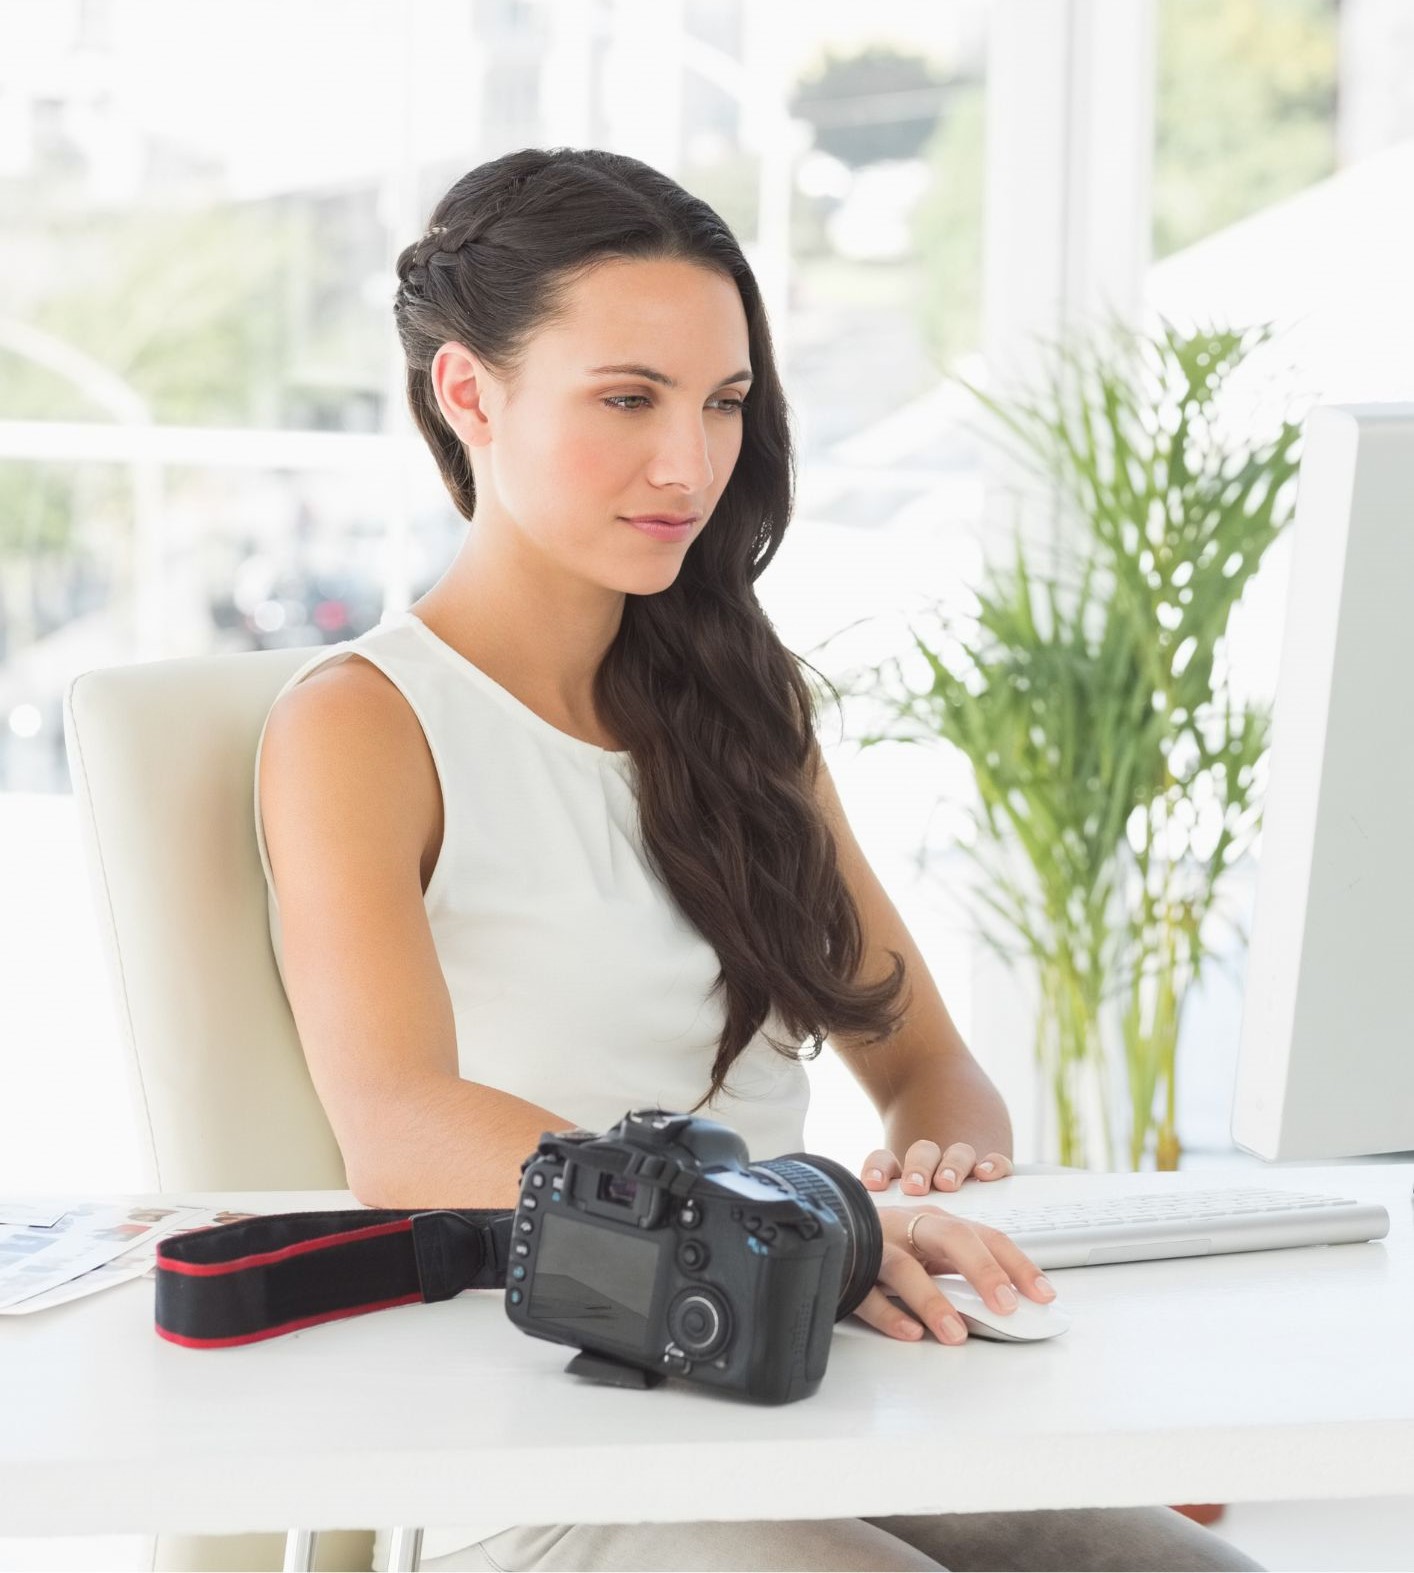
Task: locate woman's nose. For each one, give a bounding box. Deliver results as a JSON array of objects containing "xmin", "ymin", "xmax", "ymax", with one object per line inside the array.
[{"xmin": 649, "ymin": 418, "xmax": 717, "ymax": 493}]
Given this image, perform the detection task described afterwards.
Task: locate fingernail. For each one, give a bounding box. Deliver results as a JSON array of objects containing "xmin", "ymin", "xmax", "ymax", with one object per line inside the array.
[
  {"xmin": 866, "ymin": 1168, "xmax": 883, "ymax": 1183},
  {"xmin": 942, "ymin": 1168, "xmax": 957, "ymax": 1187},
  {"xmin": 939, "ymin": 1316, "xmax": 967, "ymax": 1344},
  {"xmin": 908, "ymin": 1171, "xmax": 926, "ymax": 1189},
  {"xmin": 995, "ymin": 1284, "xmax": 1018, "ymax": 1311},
  {"xmin": 977, "ymin": 1161, "xmax": 994, "ymax": 1174},
  {"xmin": 1035, "ymin": 1275, "xmax": 1056, "ymax": 1299}
]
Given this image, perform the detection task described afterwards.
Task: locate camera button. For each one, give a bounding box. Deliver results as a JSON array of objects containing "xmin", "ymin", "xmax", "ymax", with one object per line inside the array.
[
  {"xmin": 514, "ymin": 1242, "xmax": 529, "ymax": 1257},
  {"xmin": 678, "ymin": 1202, "xmax": 701, "ymax": 1229},
  {"xmin": 678, "ymin": 1239, "xmax": 709, "ymax": 1272},
  {"xmin": 511, "ymin": 1264, "xmax": 526, "ymax": 1280},
  {"xmin": 518, "ymin": 1218, "xmax": 534, "ymax": 1233},
  {"xmin": 509, "ymin": 1289, "xmax": 523, "ymax": 1304},
  {"xmin": 531, "ymin": 1173, "xmax": 545, "ymax": 1188},
  {"xmin": 521, "ymin": 1196, "xmax": 538, "ymax": 1210}
]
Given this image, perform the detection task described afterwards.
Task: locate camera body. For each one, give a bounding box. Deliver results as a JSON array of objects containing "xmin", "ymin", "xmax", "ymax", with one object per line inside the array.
[{"xmin": 502, "ymin": 1108, "xmax": 849, "ymax": 1404}]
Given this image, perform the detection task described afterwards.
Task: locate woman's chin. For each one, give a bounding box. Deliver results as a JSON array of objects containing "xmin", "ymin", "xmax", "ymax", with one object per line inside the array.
[{"xmin": 615, "ymin": 558, "xmax": 689, "ymax": 594}]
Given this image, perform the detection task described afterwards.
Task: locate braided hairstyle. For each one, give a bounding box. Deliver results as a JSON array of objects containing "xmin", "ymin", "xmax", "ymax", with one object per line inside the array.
[{"xmin": 391, "ymin": 147, "xmax": 909, "ymax": 1116}]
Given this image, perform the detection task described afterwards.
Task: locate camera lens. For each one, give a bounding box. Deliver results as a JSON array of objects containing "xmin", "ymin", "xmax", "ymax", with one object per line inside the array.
[{"xmin": 752, "ymin": 1152, "xmax": 882, "ymax": 1320}]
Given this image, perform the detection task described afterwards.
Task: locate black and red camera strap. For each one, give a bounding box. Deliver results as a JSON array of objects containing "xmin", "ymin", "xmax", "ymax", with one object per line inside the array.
[{"xmin": 153, "ymin": 1207, "xmax": 515, "ymax": 1348}]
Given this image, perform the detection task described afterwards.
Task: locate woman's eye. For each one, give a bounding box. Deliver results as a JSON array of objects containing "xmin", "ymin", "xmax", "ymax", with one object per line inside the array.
[{"xmin": 602, "ymin": 395, "xmax": 744, "ymax": 414}]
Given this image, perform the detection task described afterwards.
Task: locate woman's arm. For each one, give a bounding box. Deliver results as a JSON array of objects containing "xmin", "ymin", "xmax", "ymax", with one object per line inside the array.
[
  {"xmin": 357, "ymin": 1075, "xmax": 580, "ymax": 1210},
  {"xmin": 261, "ymin": 664, "xmax": 579, "ymax": 1210}
]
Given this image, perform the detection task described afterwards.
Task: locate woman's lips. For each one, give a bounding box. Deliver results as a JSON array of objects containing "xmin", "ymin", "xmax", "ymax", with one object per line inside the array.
[{"xmin": 623, "ymin": 517, "xmax": 697, "ymax": 541}]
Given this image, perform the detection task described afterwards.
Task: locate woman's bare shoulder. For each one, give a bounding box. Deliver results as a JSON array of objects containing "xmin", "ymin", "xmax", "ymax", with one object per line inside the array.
[
  {"xmin": 268, "ymin": 651, "xmax": 421, "ymax": 742},
  {"xmin": 262, "ymin": 652, "xmax": 443, "ymax": 888}
]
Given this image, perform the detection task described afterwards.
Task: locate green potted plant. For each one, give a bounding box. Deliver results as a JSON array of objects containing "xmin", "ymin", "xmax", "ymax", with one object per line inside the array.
[{"xmin": 814, "ymin": 315, "xmax": 1307, "ymax": 1169}]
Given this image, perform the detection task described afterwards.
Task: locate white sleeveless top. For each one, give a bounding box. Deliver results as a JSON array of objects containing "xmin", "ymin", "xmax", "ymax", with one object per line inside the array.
[{"xmin": 252, "ymin": 608, "xmax": 811, "ymax": 1560}]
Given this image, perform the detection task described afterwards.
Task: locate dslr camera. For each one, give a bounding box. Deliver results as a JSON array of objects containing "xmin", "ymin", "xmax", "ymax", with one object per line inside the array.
[{"xmin": 502, "ymin": 1107, "xmax": 883, "ymax": 1404}]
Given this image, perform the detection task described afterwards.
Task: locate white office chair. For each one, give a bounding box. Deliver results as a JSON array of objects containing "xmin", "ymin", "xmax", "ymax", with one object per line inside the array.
[{"xmin": 62, "ymin": 643, "xmax": 425, "ymax": 1573}]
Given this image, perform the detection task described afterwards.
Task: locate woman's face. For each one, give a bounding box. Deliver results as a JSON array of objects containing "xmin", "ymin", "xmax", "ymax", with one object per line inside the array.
[{"xmin": 433, "ymin": 256, "xmax": 753, "ymax": 594}]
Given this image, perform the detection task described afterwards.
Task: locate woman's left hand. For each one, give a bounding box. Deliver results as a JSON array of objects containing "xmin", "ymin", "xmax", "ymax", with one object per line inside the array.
[{"xmin": 859, "ymin": 1139, "xmax": 1014, "ymax": 1197}]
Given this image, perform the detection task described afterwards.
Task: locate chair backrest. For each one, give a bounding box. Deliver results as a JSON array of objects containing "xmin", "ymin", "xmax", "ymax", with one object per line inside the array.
[
  {"xmin": 62, "ymin": 644, "xmax": 348, "ymax": 1193},
  {"xmin": 63, "ymin": 644, "xmax": 379, "ymax": 1569}
]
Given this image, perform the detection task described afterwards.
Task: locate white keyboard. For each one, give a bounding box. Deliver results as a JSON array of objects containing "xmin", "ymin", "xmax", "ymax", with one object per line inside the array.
[{"xmin": 959, "ymin": 1187, "xmax": 1391, "ymax": 1269}]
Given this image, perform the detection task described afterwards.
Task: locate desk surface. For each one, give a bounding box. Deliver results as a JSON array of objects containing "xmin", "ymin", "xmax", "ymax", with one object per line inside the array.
[{"xmin": 2, "ymin": 1164, "xmax": 1410, "ymax": 1538}]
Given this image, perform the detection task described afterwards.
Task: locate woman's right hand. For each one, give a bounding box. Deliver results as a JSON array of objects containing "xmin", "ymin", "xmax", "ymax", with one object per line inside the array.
[{"xmin": 849, "ymin": 1204, "xmax": 1057, "ymax": 1345}]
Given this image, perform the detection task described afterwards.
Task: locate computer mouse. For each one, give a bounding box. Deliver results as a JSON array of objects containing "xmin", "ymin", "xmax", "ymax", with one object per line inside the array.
[{"xmin": 888, "ymin": 1275, "xmax": 1071, "ymax": 1342}]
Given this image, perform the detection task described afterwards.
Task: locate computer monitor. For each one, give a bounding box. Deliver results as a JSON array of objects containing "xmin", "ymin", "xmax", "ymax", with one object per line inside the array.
[{"xmin": 1231, "ymin": 402, "xmax": 1414, "ymax": 1162}]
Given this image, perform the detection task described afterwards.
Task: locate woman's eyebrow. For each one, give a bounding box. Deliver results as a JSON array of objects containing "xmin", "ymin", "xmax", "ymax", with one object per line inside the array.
[{"xmin": 584, "ymin": 362, "xmax": 754, "ymax": 389}]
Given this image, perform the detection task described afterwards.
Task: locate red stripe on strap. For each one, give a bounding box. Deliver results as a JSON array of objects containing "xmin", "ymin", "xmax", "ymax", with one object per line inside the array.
[
  {"xmin": 157, "ymin": 1217, "xmax": 414, "ymax": 1276},
  {"xmin": 155, "ymin": 1292, "xmax": 424, "ymax": 1348}
]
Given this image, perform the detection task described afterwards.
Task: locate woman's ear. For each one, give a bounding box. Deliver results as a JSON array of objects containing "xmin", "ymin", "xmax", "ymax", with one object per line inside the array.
[{"xmin": 431, "ymin": 342, "xmax": 494, "ymax": 448}]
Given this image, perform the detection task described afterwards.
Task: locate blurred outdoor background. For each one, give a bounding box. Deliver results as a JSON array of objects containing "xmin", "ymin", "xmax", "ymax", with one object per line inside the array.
[{"xmin": 1, "ymin": 0, "xmax": 1410, "ymax": 1190}]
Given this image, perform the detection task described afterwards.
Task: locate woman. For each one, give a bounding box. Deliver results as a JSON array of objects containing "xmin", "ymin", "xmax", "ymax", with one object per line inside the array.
[{"xmin": 254, "ymin": 147, "xmax": 1261, "ymax": 1572}]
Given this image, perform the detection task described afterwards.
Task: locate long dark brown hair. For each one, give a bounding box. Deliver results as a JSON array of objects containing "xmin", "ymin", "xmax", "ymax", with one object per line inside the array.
[{"xmin": 393, "ymin": 146, "xmax": 910, "ymax": 1114}]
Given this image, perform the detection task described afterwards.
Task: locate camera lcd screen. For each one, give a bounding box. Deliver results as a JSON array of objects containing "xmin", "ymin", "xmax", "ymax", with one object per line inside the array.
[{"xmin": 528, "ymin": 1211, "xmax": 659, "ymax": 1353}]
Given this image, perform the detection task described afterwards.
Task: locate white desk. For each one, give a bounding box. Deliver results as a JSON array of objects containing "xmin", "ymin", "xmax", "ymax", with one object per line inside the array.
[{"xmin": 1, "ymin": 1164, "xmax": 1410, "ymax": 1540}]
